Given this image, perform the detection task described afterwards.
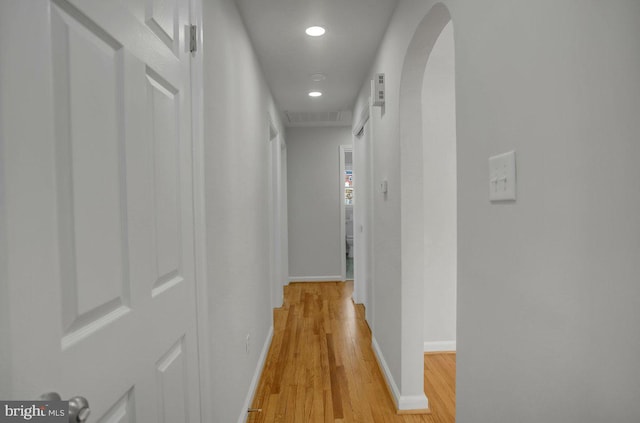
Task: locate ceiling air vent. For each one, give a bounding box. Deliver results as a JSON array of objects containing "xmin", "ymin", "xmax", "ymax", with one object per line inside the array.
[{"xmin": 284, "ymin": 110, "xmax": 352, "ymax": 127}]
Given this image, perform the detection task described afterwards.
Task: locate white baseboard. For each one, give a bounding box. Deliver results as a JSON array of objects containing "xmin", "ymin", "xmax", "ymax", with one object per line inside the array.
[
  {"xmin": 237, "ymin": 326, "xmax": 273, "ymax": 423},
  {"xmin": 423, "ymin": 340, "xmax": 456, "ymax": 352},
  {"xmin": 399, "ymin": 394, "xmax": 429, "ymax": 411},
  {"xmin": 288, "ymin": 275, "xmax": 343, "ymax": 282},
  {"xmin": 372, "ymin": 336, "xmax": 429, "ymax": 412},
  {"xmin": 371, "ymin": 336, "xmax": 401, "ymax": 407}
]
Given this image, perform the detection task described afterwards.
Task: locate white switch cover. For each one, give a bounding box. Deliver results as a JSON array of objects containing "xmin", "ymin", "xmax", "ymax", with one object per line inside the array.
[
  {"xmin": 379, "ymin": 180, "xmax": 388, "ymax": 194},
  {"xmin": 489, "ymin": 151, "xmax": 516, "ymax": 201}
]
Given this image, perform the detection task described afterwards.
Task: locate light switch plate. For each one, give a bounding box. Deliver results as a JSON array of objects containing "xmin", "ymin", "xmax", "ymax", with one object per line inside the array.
[
  {"xmin": 489, "ymin": 151, "xmax": 516, "ymax": 201},
  {"xmin": 379, "ymin": 180, "xmax": 388, "ymax": 194}
]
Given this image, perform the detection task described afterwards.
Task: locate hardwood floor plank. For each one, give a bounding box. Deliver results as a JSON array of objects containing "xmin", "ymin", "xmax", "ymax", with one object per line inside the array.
[
  {"xmin": 323, "ymin": 389, "xmax": 334, "ymax": 422},
  {"xmin": 325, "ymin": 333, "xmax": 344, "ymax": 418},
  {"xmin": 249, "ymin": 281, "xmax": 456, "ymax": 423}
]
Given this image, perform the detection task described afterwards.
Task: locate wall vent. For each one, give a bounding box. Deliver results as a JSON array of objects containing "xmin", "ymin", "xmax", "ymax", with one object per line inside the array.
[{"xmin": 284, "ymin": 110, "xmax": 352, "ymax": 127}]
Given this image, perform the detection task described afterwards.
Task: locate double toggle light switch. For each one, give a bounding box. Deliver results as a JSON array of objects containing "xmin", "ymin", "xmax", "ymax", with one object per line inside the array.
[{"xmin": 489, "ymin": 150, "xmax": 516, "ymax": 201}]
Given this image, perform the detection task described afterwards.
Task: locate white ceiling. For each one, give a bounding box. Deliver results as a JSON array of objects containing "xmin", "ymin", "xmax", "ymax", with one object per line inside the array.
[{"xmin": 234, "ymin": 0, "xmax": 399, "ymax": 126}]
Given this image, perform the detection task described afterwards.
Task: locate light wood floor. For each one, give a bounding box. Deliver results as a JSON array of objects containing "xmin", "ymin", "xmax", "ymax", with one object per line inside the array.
[{"xmin": 249, "ymin": 281, "xmax": 456, "ymax": 423}]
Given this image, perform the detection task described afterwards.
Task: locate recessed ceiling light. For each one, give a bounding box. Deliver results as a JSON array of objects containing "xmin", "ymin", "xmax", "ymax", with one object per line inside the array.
[
  {"xmin": 311, "ymin": 73, "xmax": 326, "ymax": 82},
  {"xmin": 308, "ymin": 91, "xmax": 323, "ymax": 97},
  {"xmin": 305, "ymin": 26, "xmax": 326, "ymax": 37}
]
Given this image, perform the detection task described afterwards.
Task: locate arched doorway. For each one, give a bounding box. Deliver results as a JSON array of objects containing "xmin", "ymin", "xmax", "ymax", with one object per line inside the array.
[
  {"xmin": 398, "ymin": 2, "xmax": 455, "ymax": 410},
  {"xmin": 422, "ymin": 21, "xmax": 457, "ymax": 354}
]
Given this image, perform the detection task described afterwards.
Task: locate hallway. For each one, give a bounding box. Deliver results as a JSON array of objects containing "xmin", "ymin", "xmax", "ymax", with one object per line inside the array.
[
  {"xmin": 3, "ymin": 1, "xmax": 640, "ymax": 422},
  {"xmin": 249, "ymin": 282, "xmax": 455, "ymax": 423}
]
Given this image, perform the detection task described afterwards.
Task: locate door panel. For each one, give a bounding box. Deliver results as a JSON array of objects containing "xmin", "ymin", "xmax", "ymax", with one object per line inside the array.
[
  {"xmin": 354, "ymin": 119, "xmax": 374, "ymax": 324},
  {"xmin": 1, "ymin": 0, "xmax": 200, "ymax": 421},
  {"xmin": 155, "ymin": 338, "xmax": 189, "ymax": 423},
  {"xmin": 97, "ymin": 389, "xmax": 135, "ymax": 423},
  {"xmin": 147, "ymin": 68, "xmax": 183, "ymax": 295},
  {"xmin": 146, "ymin": 0, "xmax": 180, "ymax": 54},
  {"xmin": 52, "ymin": 2, "xmax": 131, "ymax": 347}
]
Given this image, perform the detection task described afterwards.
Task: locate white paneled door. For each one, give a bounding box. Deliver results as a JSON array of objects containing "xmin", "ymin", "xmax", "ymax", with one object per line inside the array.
[{"xmin": 1, "ymin": 0, "xmax": 201, "ymax": 421}]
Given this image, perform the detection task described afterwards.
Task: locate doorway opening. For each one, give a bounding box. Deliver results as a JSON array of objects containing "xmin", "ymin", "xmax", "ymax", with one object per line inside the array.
[
  {"xmin": 339, "ymin": 145, "xmax": 354, "ymax": 281},
  {"xmin": 422, "ymin": 20, "xmax": 457, "ymax": 354},
  {"xmin": 398, "ymin": 2, "xmax": 456, "ymax": 413},
  {"xmin": 420, "ymin": 18, "xmax": 457, "ymax": 423},
  {"xmin": 269, "ymin": 116, "xmax": 286, "ymax": 310}
]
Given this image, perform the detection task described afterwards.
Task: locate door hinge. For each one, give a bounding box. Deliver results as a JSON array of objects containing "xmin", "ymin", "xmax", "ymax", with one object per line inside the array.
[{"xmin": 189, "ymin": 25, "xmax": 197, "ymax": 53}]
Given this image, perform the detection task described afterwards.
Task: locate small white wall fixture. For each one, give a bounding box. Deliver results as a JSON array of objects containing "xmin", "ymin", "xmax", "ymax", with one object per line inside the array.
[{"xmin": 397, "ymin": 2, "xmax": 453, "ymax": 412}]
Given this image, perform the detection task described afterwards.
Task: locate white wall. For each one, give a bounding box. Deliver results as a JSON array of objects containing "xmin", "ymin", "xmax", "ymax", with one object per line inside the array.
[
  {"xmin": 352, "ymin": 0, "xmax": 429, "ymax": 403},
  {"xmin": 287, "ymin": 126, "xmax": 352, "ymax": 281},
  {"xmin": 354, "ymin": 0, "xmax": 640, "ymax": 421},
  {"xmin": 202, "ymin": 1, "xmax": 285, "ymax": 422},
  {"xmin": 421, "ymin": 22, "xmax": 456, "ymax": 350}
]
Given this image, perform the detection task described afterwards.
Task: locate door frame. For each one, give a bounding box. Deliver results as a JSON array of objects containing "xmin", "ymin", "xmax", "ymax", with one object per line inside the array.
[{"xmin": 189, "ymin": 0, "xmax": 213, "ymax": 421}]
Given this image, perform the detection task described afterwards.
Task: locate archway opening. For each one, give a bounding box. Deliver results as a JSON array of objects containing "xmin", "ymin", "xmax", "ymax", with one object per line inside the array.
[
  {"xmin": 398, "ymin": 2, "xmax": 455, "ymax": 412},
  {"xmin": 422, "ymin": 21, "xmax": 457, "ymax": 354}
]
